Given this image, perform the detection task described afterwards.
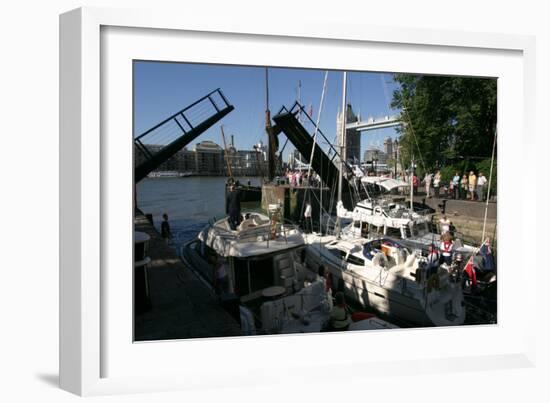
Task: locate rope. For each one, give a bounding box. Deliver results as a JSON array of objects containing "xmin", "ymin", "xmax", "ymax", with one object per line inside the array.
[
  {"xmin": 403, "ymin": 105, "xmax": 427, "ymax": 174},
  {"xmin": 298, "ymin": 71, "xmax": 329, "ymax": 228},
  {"xmin": 307, "ymin": 71, "xmax": 329, "ymax": 179},
  {"xmin": 481, "ymin": 128, "xmax": 497, "ymax": 243}
]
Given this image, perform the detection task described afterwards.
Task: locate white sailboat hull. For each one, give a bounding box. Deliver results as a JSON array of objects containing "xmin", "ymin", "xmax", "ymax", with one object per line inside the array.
[{"xmin": 305, "ymin": 234, "xmax": 466, "ymax": 327}]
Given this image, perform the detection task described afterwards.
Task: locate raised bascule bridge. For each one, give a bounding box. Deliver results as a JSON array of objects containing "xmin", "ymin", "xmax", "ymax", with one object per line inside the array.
[
  {"xmin": 257, "ymin": 102, "xmax": 360, "ymax": 226},
  {"xmin": 134, "ymin": 88, "xmax": 234, "ymax": 183}
]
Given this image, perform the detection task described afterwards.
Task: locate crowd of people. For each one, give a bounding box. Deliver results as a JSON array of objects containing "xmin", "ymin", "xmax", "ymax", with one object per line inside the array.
[
  {"xmin": 409, "ymin": 169, "xmax": 490, "ymax": 201},
  {"xmin": 283, "ymin": 169, "xmax": 321, "ymax": 187},
  {"xmin": 426, "ymin": 216, "xmax": 496, "ymax": 292}
]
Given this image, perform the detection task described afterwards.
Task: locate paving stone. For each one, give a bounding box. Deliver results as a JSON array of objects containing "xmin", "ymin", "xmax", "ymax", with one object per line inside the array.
[{"xmin": 134, "ymin": 214, "xmax": 242, "ymax": 341}]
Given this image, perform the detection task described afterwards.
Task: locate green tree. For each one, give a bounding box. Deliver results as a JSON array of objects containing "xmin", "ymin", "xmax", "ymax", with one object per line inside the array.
[{"xmin": 391, "ymin": 74, "xmax": 497, "ymax": 173}]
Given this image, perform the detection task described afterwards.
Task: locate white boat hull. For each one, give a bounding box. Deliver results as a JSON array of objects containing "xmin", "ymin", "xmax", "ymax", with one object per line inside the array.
[{"xmin": 305, "ymin": 235, "xmax": 465, "ymax": 327}]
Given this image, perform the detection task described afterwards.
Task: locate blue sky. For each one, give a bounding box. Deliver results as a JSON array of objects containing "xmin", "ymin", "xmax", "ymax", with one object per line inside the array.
[{"xmin": 134, "ymin": 61, "xmax": 402, "ymax": 161}]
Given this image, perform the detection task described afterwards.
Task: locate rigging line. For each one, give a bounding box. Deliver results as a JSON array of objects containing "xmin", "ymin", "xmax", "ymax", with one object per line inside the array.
[
  {"xmin": 481, "ymin": 128, "xmax": 497, "ymax": 244},
  {"xmin": 403, "ymin": 105, "xmax": 427, "ymax": 173},
  {"xmin": 307, "ymin": 71, "xmax": 329, "ymax": 179},
  {"xmin": 299, "ymin": 71, "xmax": 330, "ymax": 223}
]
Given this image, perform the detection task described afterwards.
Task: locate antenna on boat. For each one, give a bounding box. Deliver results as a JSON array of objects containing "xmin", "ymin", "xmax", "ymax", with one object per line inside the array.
[
  {"xmin": 410, "ymin": 153, "xmax": 414, "ymax": 212},
  {"xmin": 335, "ymin": 71, "xmax": 347, "ymax": 239}
]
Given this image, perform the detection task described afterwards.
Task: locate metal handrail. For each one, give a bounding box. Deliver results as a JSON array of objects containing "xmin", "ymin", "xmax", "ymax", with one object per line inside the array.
[
  {"xmin": 275, "ymin": 101, "xmax": 356, "ymax": 177},
  {"xmin": 135, "ymin": 88, "xmax": 230, "ymax": 141}
]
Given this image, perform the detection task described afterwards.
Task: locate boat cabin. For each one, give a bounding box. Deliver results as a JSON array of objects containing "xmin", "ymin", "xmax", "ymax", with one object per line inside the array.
[{"xmin": 187, "ymin": 212, "xmax": 310, "ymax": 303}]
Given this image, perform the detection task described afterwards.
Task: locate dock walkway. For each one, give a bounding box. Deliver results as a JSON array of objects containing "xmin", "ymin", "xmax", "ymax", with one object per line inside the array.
[{"xmin": 134, "ymin": 214, "xmax": 242, "ymax": 341}]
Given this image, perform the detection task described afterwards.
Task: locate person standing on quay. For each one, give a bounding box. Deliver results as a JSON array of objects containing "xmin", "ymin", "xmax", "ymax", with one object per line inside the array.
[
  {"xmin": 433, "ymin": 170, "xmax": 441, "ymax": 198},
  {"xmin": 439, "ymin": 215, "xmax": 451, "ymax": 234},
  {"xmin": 460, "ymin": 174, "xmax": 468, "ymax": 200},
  {"xmin": 452, "ymin": 172, "xmax": 461, "ymax": 200},
  {"xmin": 468, "ymin": 171, "xmax": 477, "ymax": 200},
  {"xmin": 477, "ymin": 171, "xmax": 488, "ymax": 202},
  {"xmin": 424, "ymin": 172, "xmax": 433, "ymax": 198},
  {"xmin": 413, "ymin": 173, "xmax": 419, "ymax": 195},
  {"xmin": 161, "ymin": 213, "xmax": 172, "ymax": 243}
]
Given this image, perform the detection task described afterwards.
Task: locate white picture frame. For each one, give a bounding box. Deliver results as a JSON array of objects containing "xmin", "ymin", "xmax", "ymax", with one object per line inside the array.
[{"xmin": 60, "ymin": 6, "xmax": 537, "ymax": 396}]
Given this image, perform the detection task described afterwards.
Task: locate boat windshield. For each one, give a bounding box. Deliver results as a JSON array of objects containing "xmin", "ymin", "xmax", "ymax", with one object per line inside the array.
[{"xmin": 404, "ymin": 221, "xmax": 429, "ymax": 238}]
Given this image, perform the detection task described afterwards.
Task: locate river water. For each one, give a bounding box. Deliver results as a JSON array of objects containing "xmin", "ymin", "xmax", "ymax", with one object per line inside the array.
[{"xmin": 136, "ymin": 176, "xmax": 262, "ymax": 249}]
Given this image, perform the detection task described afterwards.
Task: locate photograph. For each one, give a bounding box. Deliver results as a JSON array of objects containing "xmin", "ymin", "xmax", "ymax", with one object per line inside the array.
[{"xmin": 133, "ymin": 61, "xmax": 498, "ymax": 341}]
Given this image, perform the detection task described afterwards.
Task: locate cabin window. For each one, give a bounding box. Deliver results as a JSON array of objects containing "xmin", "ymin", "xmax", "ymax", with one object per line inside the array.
[
  {"xmin": 361, "ymin": 223, "xmax": 369, "ymax": 237},
  {"xmin": 346, "ymin": 254, "xmax": 365, "ymax": 266},
  {"xmin": 404, "ymin": 225, "xmax": 413, "ymax": 239},
  {"xmin": 385, "ymin": 227, "xmax": 402, "ymax": 238},
  {"xmin": 418, "ymin": 222, "xmax": 429, "ymax": 236},
  {"xmin": 328, "ymin": 249, "xmax": 347, "ymax": 260}
]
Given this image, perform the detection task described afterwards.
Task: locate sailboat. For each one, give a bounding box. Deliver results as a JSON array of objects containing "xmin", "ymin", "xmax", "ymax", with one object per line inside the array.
[
  {"xmin": 336, "ymin": 175, "xmax": 477, "ymax": 256},
  {"xmin": 303, "ymin": 72, "xmax": 467, "ymax": 327}
]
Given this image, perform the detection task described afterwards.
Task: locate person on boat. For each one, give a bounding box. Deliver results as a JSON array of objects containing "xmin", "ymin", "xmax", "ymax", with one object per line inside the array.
[
  {"xmin": 439, "ymin": 234, "xmax": 454, "ymax": 265},
  {"xmin": 433, "ymin": 170, "xmax": 441, "ymax": 198},
  {"xmin": 477, "ymin": 172, "xmax": 488, "ymax": 202},
  {"xmin": 160, "ymin": 213, "xmax": 172, "ymax": 243},
  {"xmin": 318, "ymin": 265, "xmax": 333, "ymax": 296},
  {"xmin": 328, "ymin": 292, "xmax": 351, "ymax": 331},
  {"xmin": 479, "ymin": 237, "xmax": 495, "ymax": 272},
  {"xmin": 226, "ymin": 184, "xmax": 241, "ymax": 230},
  {"xmin": 468, "ymin": 171, "xmax": 477, "ymax": 200},
  {"xmin": 412, "ymin": 173, "xmax": 419, "ymax": 195},
  {"xmin": 452, "ymin": 172, "xmax": 461, "ymax": 200},
  {"xmin": 449, "ymin": 253, "xmax": 465, "ymax": 283},
  {"xmin": 303, "ymin": 202, "xmax": 312, "ymax": 233},
  {"xmin": 238, "ymin": 213, "xmax": 257, "ymax": 230},
  {"xmin": 426, "ymin": 244, "xmax": 440, "ymax": 277}
]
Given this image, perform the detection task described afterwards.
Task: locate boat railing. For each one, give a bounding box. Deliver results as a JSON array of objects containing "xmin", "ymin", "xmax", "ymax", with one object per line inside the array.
[{"xmin": 207, "ymin": 216, "xmax": 302, "ymax": 246}]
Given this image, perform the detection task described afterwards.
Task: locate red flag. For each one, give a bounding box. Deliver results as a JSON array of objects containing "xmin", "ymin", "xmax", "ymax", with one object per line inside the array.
[{"xmin": 464, "ymin": 256, "xmax": 477, "ymax": 287}]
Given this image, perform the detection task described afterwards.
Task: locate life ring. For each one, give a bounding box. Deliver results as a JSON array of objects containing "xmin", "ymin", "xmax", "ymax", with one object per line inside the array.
[{"xmin": 374, "ymin": 206, "xmax": 383, "ymax": 216}]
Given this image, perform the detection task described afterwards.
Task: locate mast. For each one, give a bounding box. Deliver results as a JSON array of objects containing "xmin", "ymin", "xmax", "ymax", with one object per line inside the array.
[
  {"xmin": 220, "ymin": 125, "xmax": 233, "ymax": 179},
  {"xmin": 297, "ymin": 80, "xmax": 302, "ymax": 123},
  {"xmin": 410, "ymin": 154, "xmax": 414, "ymax": 212},
  {"xmin": 335, "ymin": 71, "xmax": 347, "ymax": 238}
]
